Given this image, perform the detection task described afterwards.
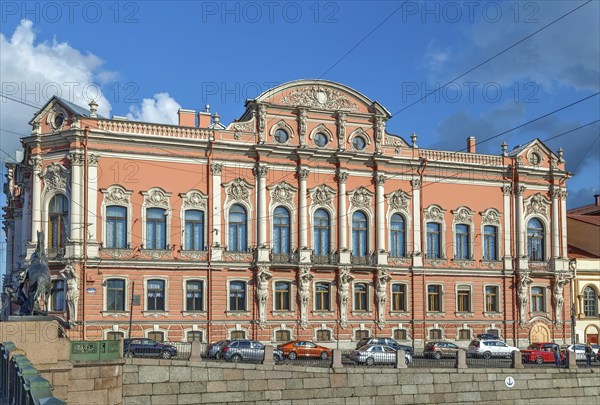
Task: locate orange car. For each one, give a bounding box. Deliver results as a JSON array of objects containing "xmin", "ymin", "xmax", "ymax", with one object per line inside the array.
[{"xmin": 277, "ymin": 340, "xmax": 332, "ymax": 360}]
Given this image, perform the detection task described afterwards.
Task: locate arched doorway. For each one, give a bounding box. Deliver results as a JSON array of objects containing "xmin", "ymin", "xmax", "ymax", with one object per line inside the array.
[
  {"xmin": 529, "ymin": 322, "xmax": 550, "ymax": 343},
  {"xmin": 585, "ymin": 325, "xmax": 599, "ymax": 344}
]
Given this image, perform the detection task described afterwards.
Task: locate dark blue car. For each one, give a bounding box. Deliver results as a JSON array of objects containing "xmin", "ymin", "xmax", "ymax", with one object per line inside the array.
[{"xmin": 124, "ymin": 338, "xmax": 177, "ymax": 359}]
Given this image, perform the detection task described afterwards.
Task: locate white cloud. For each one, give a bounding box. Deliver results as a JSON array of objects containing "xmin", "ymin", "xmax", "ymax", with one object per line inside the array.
[{"xmin": 126, "ymin": 93, "xmax": 181, "ymax": 125}]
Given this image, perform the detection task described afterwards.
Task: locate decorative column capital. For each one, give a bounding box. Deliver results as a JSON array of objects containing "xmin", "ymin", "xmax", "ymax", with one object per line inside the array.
[
  {"xmin": 410, "ymin": 178, "xmax": 421, "ymax": 190},
  {"xmin": 516, "ymin": 185, "xmax": 526, "ymax": 196},
  {"xmin": 69, "ymin": 152, "xmax": 85, "ymax": 166},
  {"xmin": 550, "ymin": 186, "xmax": 562, "ymax": 199},
  {"xmin": 210, "ymin": 162, "xmax": 223, "ymax": 175},
  {"xmin": 374, "ymin": 173, "xmax": 386, "ymax": 186},
  {"xmin": 336, "ymin": 170, "xmax": 349, "ymax": 184},
  {"xmin": 254, "ymin": 164, "xmax": 269, "ymax": 179},
  {"xmin": 297, "ymin": 167, "xmax": 310, "ymax": 180},
  {"xmin": 88, "ymin": 154, "xmax": 99, "ymax": 167},
  {"xmin": 502, "ymin": 185, "xmax": 512, "ymax": 196},
  {"xmin": 29, "ymin": 156, "xmax": 43, "ymax": 172}
]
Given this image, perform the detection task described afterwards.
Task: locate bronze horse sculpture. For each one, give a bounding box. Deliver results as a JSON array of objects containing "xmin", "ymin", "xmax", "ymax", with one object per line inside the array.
[{"xmin": 17, "ymin": 231, "xmax": 52, "ymax": 315}]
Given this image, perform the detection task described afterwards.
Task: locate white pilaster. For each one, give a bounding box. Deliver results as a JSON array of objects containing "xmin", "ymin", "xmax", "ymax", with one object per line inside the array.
[
  {"xmin": 30, "ymin": 156, "xmax": 42, "ymax": 242},
  {"xmin": 560, "ymin": 190, "xmax": 568, "ymax": 258},
  {"xmin": 255, "ymin": 164, "xmax": 270, "ymax": 262},
  {"xmin": 551, "ymin": 187, "xmax": 560, "ymax": 258},
  {"xmin": 20, "ymin": 183, "xmax": 30, "ymax": 257},
  {"xmin": 210, "ymin": 163, "xmax": 223, "ymax": 247},
  {"xmin": 516, "ymin": 186, "xmax": 526, "ymax": 267},
  {"xmin": 298, "ymin": 167, "xmax": 309, "ymax": 248},
  {"xmin": 69, "ymin": 151, "xmax": 83, "ymax": 244},
  {"xmin": 502, "ymin": 186, "xmax": 513, "ymax": 269},
  {"xmin": 411, "ymin": 178, "xmax": 422, "ymax": 267},
  {"xmin": 337, "ymin": 170, "xmax": 350, "ymax": 264},
  {"xmin": 87, "ymin": 154, "xmax": 99, "ymax": 257},
  {"xmin": 375, "ymin": 172, "xmax": 387, "ymax": 265}
]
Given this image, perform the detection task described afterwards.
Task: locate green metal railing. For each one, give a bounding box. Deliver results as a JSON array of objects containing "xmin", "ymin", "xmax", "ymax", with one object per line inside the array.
[{"xmin": 70, "ymin": 340, "xmax": 122, "ymax": 361}]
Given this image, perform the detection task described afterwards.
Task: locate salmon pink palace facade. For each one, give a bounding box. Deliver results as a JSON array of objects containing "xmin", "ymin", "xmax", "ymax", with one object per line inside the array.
[{"xmin": 2, "ymin": 80, "xmax": 574, "ymax": 347}]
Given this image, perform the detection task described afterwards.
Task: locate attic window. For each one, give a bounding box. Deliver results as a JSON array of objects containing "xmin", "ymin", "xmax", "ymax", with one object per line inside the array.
[
  {"xmin": 53, "ymin": 113, "xmax": 65, "ymax": 130},
  {"xmin": 529, "ymin": 152, "xmax": 541, "ymax": 165}
]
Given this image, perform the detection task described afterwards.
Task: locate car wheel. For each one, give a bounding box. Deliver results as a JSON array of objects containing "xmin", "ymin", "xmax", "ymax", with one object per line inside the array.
[
  {"xmin": 483, "ymin": 351, "xmax": 492, "ymax": 360},
  {"xmin": 405, "ymin": 357, "xmax": 410, "ymax": 365},
  {"xmin": 433, "ymin": 352, "xmax": 441, "ymax": 360},
  {"xmin": 216, "ymin": 352, "xmax": 222, "ymax": 360},
  {"xmin": 320, "ymin": 352, "xmax": 329, "ymax": 360},
  {"xmin": 124, "ymin": 351, "xmax": 135, "ymax": 359},
  {"xmin": 231, "ymin": 354, "xmax": 242, "ymax": 363},
  {"xmin": 535, "ymin": 356, "xmax": 544, "ymax": 364},
  {"xmin": 288, "ymin": 352, "xmax": 297, "ymax": 360},
  {"xmin": 274, "ymin": 354, "xmax": 283, "ymax": 364},
  {"xmin": 365, "ymin": 357, "xmax": 375, "ymax": 366},
  {"xmin": 161, "ymin": 350, "xmax": 172, "ymax": 359}
]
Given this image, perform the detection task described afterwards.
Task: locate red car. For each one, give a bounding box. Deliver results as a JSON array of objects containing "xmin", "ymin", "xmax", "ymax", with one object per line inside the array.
[
  {"xmin": 277, "ymin": 340, "xmax": 332, "ymax": 360},
  {"xmin": 521, "ymin": 342, "xmax": 566, "ymax": 364}
]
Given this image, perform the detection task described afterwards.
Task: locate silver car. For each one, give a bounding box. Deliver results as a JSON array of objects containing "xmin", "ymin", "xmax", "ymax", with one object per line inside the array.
[
  {"xmin": 206, "ymin": 340, "xmax": 230, "ymax": 359},
  {"xmin": 221, "ymin": 340, "xmax": 283, "ymax": 363},
  {"xmin": 349, "ymin": 344, "xmax": 412, "ymax": 366}
]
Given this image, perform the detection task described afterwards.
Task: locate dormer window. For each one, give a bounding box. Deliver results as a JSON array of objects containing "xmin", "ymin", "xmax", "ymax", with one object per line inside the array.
[
  {"xmin": 352, "ymin": 136, "xmax": 366, "ymax": 150},
  {"xmin": 274, "ymin": 129, "xmax": 289, "ymax": 143},
  {"xmin": 314, "ymin": 132, "xmax": 328, "ymax": 147}
]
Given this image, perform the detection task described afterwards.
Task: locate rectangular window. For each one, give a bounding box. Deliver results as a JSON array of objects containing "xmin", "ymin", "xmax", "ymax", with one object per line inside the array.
[
  {"xmin": 147, "ymin": 279, "xmax": 165, "ymax": 311},
  {"xmin": 275, "ymin": 330, "xmax": 291, "ymax": 342},
  {"xmin": 229, "ymin": 281, "xmax": 247, "ymax": 311},
  {"xmin": 483, "ymin": 225, "xmax": 497, "ymax": 260},
  {"xmin": 316, "ymin": 329, "xmax": 331, "ymax": 342},
  {"xmin": 185, "ymin": 281, "xmax": 203, "ymax": 312},
  {"xmin": 531, "ymin": 286, "xmax": 545, "ymax": 312},
  {"xmin": 315, "ymin": 282, "xmax": 331, "ymax": 311},
  {"xmin": 51, "ymin": 279, "xmax": 65, "ymax": 312},
  {"xmin": 146, "ymin": 208, "xmax": 166, "ymax": 249},
  {"xmin": 457, "ymin": 286, "xmax": 471, "ymax": 312},
  {"xmin": 427, "ymin": 285, "xmax": 442, "ymax": 312},
  {"xmin": 485, "ymin": 286, "xmax": 499, "ymax": 312},
  {"xmin": 455, "ymin": 224, "xmax": 470, "ymax": 259},
  {"xmin": 355, "ymin": 330, "xmax": 369, "ymax": 340},
  {"xmin": 459, "ymin": 329, "xmax": 471, "ymax": 340},
  {"xmin": 393, "ymin": 329, "xmax": 407, "ymax": 340},
  {"xmin": 106, "ymin": 279, "xmax": 125, "ymax": 311},
  {"xmin": 148, "ymin": 331, "xmax": 164, "ymax": 342},
  {"xmin": 184, "ymin": 210, "xmax": 205, "ymax": 251},
  {"xmin": 187, "ymin": 331, "xmax": 203, "ymax": 342},
  {"xmin": 353, "ymin": 283, "xmax": 368, "ymax": 311},
  {"xmin": 274, "ymin": 281, "xmax": 291, "ymax": 311},
  {"xmin": 106, "ymin": 205, "xmax": 127, "ymax": 249},
  {"xmin": 392, "ymin": 283, "xmax": 407, "ymax": 312},
  {"xmin": 426, "ymin": 223, "xmax": 441, "ymax": 258},
  {"xmin": 429, "ymin": 329, "xmax": 442, "ymax": 340}
]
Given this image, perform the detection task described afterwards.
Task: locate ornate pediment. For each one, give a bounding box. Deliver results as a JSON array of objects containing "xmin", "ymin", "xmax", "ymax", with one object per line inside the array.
[
  {"xmin": 386, "ymin": 190, "xmax": 411, "ymax": 211},
  {"xmin": 42, "ymin": 163, "xmax": 69, "ymax": 192},
  {"xmin": 280, "ymin": 85, "xmax": 358, "ymax": 112},
  {"xmin": 102, "ymin": 185, "xmax": 131, "ymax": 205},
  {"xmin": 452, "ymin": 207, "xmax": 474, "ymax": 224},
  {"xmin": 226, "ymin": 117, "xmax": 255, "ymax": 133},
  {"xmin": 180, "ymin": 190, "xmax": 207, "ymax": 209},
  {"xmin": 424, "ymin": 205, "xmax": 445, "ymax": 222},
  {"xmin": 268, "ymin": 182, "xmax": 297, "ymax": 205},
  {"xmin": 480, "ymin": 208, "xmax": 501, "ymax": 225},
  {"xmin": 525, "ymin": 193, "xmax": 550, "ymax": 217},
  {"xmin": 142, "ymin": 188, "xmax": 171, "ymax": 208},
  {"xmin": 310, "ymin": 184, "xmax": 336, "ymax": 208},
  {"xmin": 309, "ymin": 124, "xmax": 334, "ymax": 141},
  {"xmin": 224, "ymin": 178, "xmax": 254, "ymax": 204},
  {"xmin": 349, "ymin": 187, "xmax": 373, "ymax": 210}
]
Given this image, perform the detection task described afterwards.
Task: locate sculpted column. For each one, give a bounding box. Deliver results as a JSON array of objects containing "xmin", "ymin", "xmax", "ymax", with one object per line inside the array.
[
  {"xmin": 375, "ymin": 172, "xmax": 387, "ymax": 265},
  {"xmin": 30, "ymin": 156, "xmax": 42, "ymax": 244},
  {"xmin": 337, "ymin": 170, "xmax": 350, "ymax": 264},
  {"xmin": 298, "ymin": 167, "xmax": 311, "ymax": 263},
  {"xmin": 68, "ymin": 151, "xmax": 83, "ymax": 245},
  {"xmin": 515, "ymin": 186, "xmax": 525, "ymax": 259},
  {"xmin": 411, "ymin": 179, "xmax": 423, "ymax": 267},
  {"xmin": 210, "ymin": 163, "xmax": 223, "ymax": 261},
  {"xmin": 551, "ymin": 186, "xmax": 560, "ymax": 258},
  {"xmin": 255, "ymin": 164, "xmax": 269, "ymax": 262},
  {"xmin": 502, "ymin": 185, "xmax": 513, "ymax": 269},
  {"xmin": 87, "ymin": 154, "xmax": 99, "ymax": 257},
  {"xmin": 21, "ymin": 180, "xmax": 31, "ymax": 255},
  {"xmin": 560, "ymin": 190, "xmax": 568, "ymax": 258}
]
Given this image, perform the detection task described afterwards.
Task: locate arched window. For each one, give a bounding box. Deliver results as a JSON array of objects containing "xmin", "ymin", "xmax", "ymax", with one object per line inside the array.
[
  {"xmin": 184, "ymin": 210, "xmax": 204, "ymax": 250},
  {"xmin": 314, "ymin": 209, "xmax": 331, "ymax": 257},
  {"xmin": 352, "ymin": 211, "xmax": 368, "ymax": 257},
  {"xmin": 273, "ymin": 206, "xmax": 291, "ymax": 254},
  {"xmin": 390, "ymin": 213, "xmax": 406, "ymax": 257},
  {"xmin": 106, "ymin": 205, "xmax": 127, "ymax": 249},
  {"xmin": 527, "ymin": 218, "xmax": 544, "ymax": 261},
  {"xmin": 48, "ymin": 194, "xmax": 69, "ymax": 251},
  {"xmin": 228, "ymin": 204, "xmax": 247, "ymax": 252},
  {"xmin": 426, "ymin": 223, "xmax": 441, "ymax": 258},
  {"xmin": 146, "ymin": 208, "xmax": 166, "ymax": 249},
  {"xmin": 583, "ymin": 286, "xmax": 597, "ymax": 317}
]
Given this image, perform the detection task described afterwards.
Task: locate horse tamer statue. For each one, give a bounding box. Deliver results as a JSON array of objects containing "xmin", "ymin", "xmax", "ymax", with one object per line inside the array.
[{"xmin": 16, "ymin": 231, "xmax": 52, "ymax": 315}]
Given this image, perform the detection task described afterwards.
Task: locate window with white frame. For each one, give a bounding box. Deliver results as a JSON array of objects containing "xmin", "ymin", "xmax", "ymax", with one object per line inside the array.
[
  {"xmin": 393, "ymin": 329, "xmax": 407, "ymax": 340},
  {"xmin": 148, "ymin": 331, "xmax": 164, "ymax": 342},
  {"xmin": 426, "ymin": 223, "xmax": 442, "ymax": 258},
  {"xmin": 274, "ymin": 281, "xmax": 291, "ymax": 311},
  {"xmin": 48, "ymin": 194, "xmax": 69, "ymax": 251},
  {"xmin": 583, "ymin": 286, "xmax": 598, "ymax": 317},
  {"xmin": 315, "ymin": 282, "xmax": 331, "ymax": 311},
  {"xmin": 106, "ymin": 205, "xmax": 127, "ymax": 249},
  {"xmin": 147, "ymin": 279, "xmax": 166, "ymax": 311},
  {"xmin": 483, "ymin": 225, "xmax": 498, "ymax": 260},
  {"xmin": 527, "ymin": 218, "xmax": 545, "ymax": 261},
  {"xmin": 316, "ymin": 329, "xmax": 331, "ymax": 342},
  {"xmin": 428, "ymin": 285, "xmax": 442, "ymax": 312},
  {"xmin": 390, "ymin": 213, "xmax": 406, "ymax": 257},
  {"xmin": 458, "ymin": 329, "xmax": 471, "ymax": 340},
  {"xmin": 228, "ymin": 204, "xmax": 248, "ymax": 252},
  {"xmin": 231, "ymin": 330, "xmax": 246, "ymax": 340},
  {"xmin": 456, "ymin": 285, "xmax": 471, "ymax": 312},
  {"xmin": 187, "ymin": 331, "xmax": 203, "ymax": 342},
  {"xmin": 531, "ymin": 286, "xmax": 545, "ymax": 312},
  {"xmin": 106, "ymin": 279, "xmax": 126, "ymax": 312},
  {"xmin": 146, "ymin": 208, "xmax": 167, "ymax": 249},
  {"xmin": 354, "ymin": 283, "xmax": 369, "ymax": 311},
  {"xmin": 429, "ymin": 329, "xmax": 442, "ymax": 340},
  {"xmin": 273, "ymin": 206, "xmax": 291, "ymax": 254},
  {"xmin": 275, "ymin": 330, "xmax": 291, "ymax": 342},
  {"xmin": 354, "ymin": 330, "xmax": 369, "ymax": 340},
  {"xmin": 455, "ymin": 224, "xmax": 470, "ymax": 259},
  {"xmin": 313, "ymin": 209, "xmax": 331, "ymax": 257},
  {"xmin": 352, "ymin": 211, "xmax": 368, "ymax": 257},
  {"xmin": 485, "ymin": 285, "xmax": 500, "ymax": 313},
  {"xmin": 184, "ymin": 210, "xmax": 205, "ymax": 250},
  {"xmin": 392, "ymin": 283, "xmax": 407, "ymax": 312}
]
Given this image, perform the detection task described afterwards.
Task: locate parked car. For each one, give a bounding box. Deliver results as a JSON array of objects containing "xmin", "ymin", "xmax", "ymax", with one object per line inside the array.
[
  {"xmin": 277, "ymin": 340, "xmax": 332, "ymax": 360},
  {"xmin": 206, "ymin": 340, "xmax": 230, "ymax": 359},
  {"xmin": 123, "ymin": 338, "xmax": 177, "ymax": 359},
  {"xmin": 424, "ymin": 341, "xmax": 466, "ymax": 359},
  {"xmin": 355, "ymin": 337, "xmax": 413, "ymax": 353},
  {"xmin": 521, "ymin": 342, "xmax": 565, "ymax": 364},
  {"xmin": 467, "ymin": 339, "xmax": 519, "ymax": 359},
  {"xmin": 221, "ymin": 340, "xmax": 284, "ymax": 363},
  {"xmin": 562, "ymin": 344, "xmax": 588, "ymax": 361},
  {"xmin": 349, "ymin": 344, "xmax": 412, "ymax": 366},
  {"xmin": 591, "ymin": 344, "xmax": 600, "ymax": 361},
  {"xmin": 476, "ymin": 333, "xmax": 500, "ymax": 340}
]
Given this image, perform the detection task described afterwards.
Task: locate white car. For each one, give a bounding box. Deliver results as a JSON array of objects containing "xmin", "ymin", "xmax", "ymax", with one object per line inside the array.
[
  {"xmin": 562, "ymin": 344, "xmax": 588, "ymax": 361},
  {"xmin": 467, "ymin": 339, "xmax": 519, "ymax": 359}
]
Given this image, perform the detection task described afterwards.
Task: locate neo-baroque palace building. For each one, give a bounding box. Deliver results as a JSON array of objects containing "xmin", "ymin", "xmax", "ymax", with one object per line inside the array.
[{"xmin": 3, "ymin": 80, "xmax": 575, "ymax": 347}]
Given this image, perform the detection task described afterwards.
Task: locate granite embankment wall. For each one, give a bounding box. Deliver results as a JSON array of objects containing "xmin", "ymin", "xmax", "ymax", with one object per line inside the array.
[{"xmin": 122, "ymin": 359, "xmax": 600, "ymax": 405}]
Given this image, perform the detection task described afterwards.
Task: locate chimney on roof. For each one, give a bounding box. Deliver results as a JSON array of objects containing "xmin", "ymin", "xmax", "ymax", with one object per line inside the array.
[
  {"xmin": 595, "ymin": 194, "xmax": 600, "ymax": 206},
  {"xmin": 198, "ymin": 105, "xmax": 211, "ymax": 128},
  {"xmin": 467, "ymin": 136, "xmax": 476, "ymax": 153},
  {"xmin": 178, "ymin": 109, "xmax": 196, "ymax": 127}
]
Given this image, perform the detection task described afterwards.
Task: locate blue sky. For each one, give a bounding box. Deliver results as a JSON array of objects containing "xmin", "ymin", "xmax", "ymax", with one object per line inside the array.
[{"xmin": 1, "ymin": 1, "xmax": 599, "ymax": 275}]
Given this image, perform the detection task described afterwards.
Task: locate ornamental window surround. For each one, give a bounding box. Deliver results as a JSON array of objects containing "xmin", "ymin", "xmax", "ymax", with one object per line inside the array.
[
  {"xmin": 480, "ymin": 208, "xmax": 502, "ymax": 261},
  {"xmin": 452, "ymin": 207, "xmax": 474, "ymax": 261},
  {"xmin": 424, "ymin": 205, "xmax": 446, "ymax": 259},
  {"xmin": 180, "ymin": 190, "xmax": 208, "ymax": 251},
  {"xmin": 145, "ymin": 278, "xmax": 167, "ymax": 312},
  {"xmin": 141, "ymin": 188, "xmax": 172, "ymax": 250},
  {"xmin": 101, "ymin": 185, "xmax": 133, "ymax": 250}
]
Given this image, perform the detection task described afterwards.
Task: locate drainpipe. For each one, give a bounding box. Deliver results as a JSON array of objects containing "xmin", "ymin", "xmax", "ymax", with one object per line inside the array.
[
  {"xmin": 206, "ymin": 136, "xmax": 214, "ymax": 343},
  {"xmin": 418, "ymin": 159, "xmax": 427, "ymax": 344},
  {"xmin": 82, "ymin": 126, "xmax": 89, "ymax": 340},
  {"xmin": 510, "ymin": 159, "xmax": 517, "ymax": 347}
]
